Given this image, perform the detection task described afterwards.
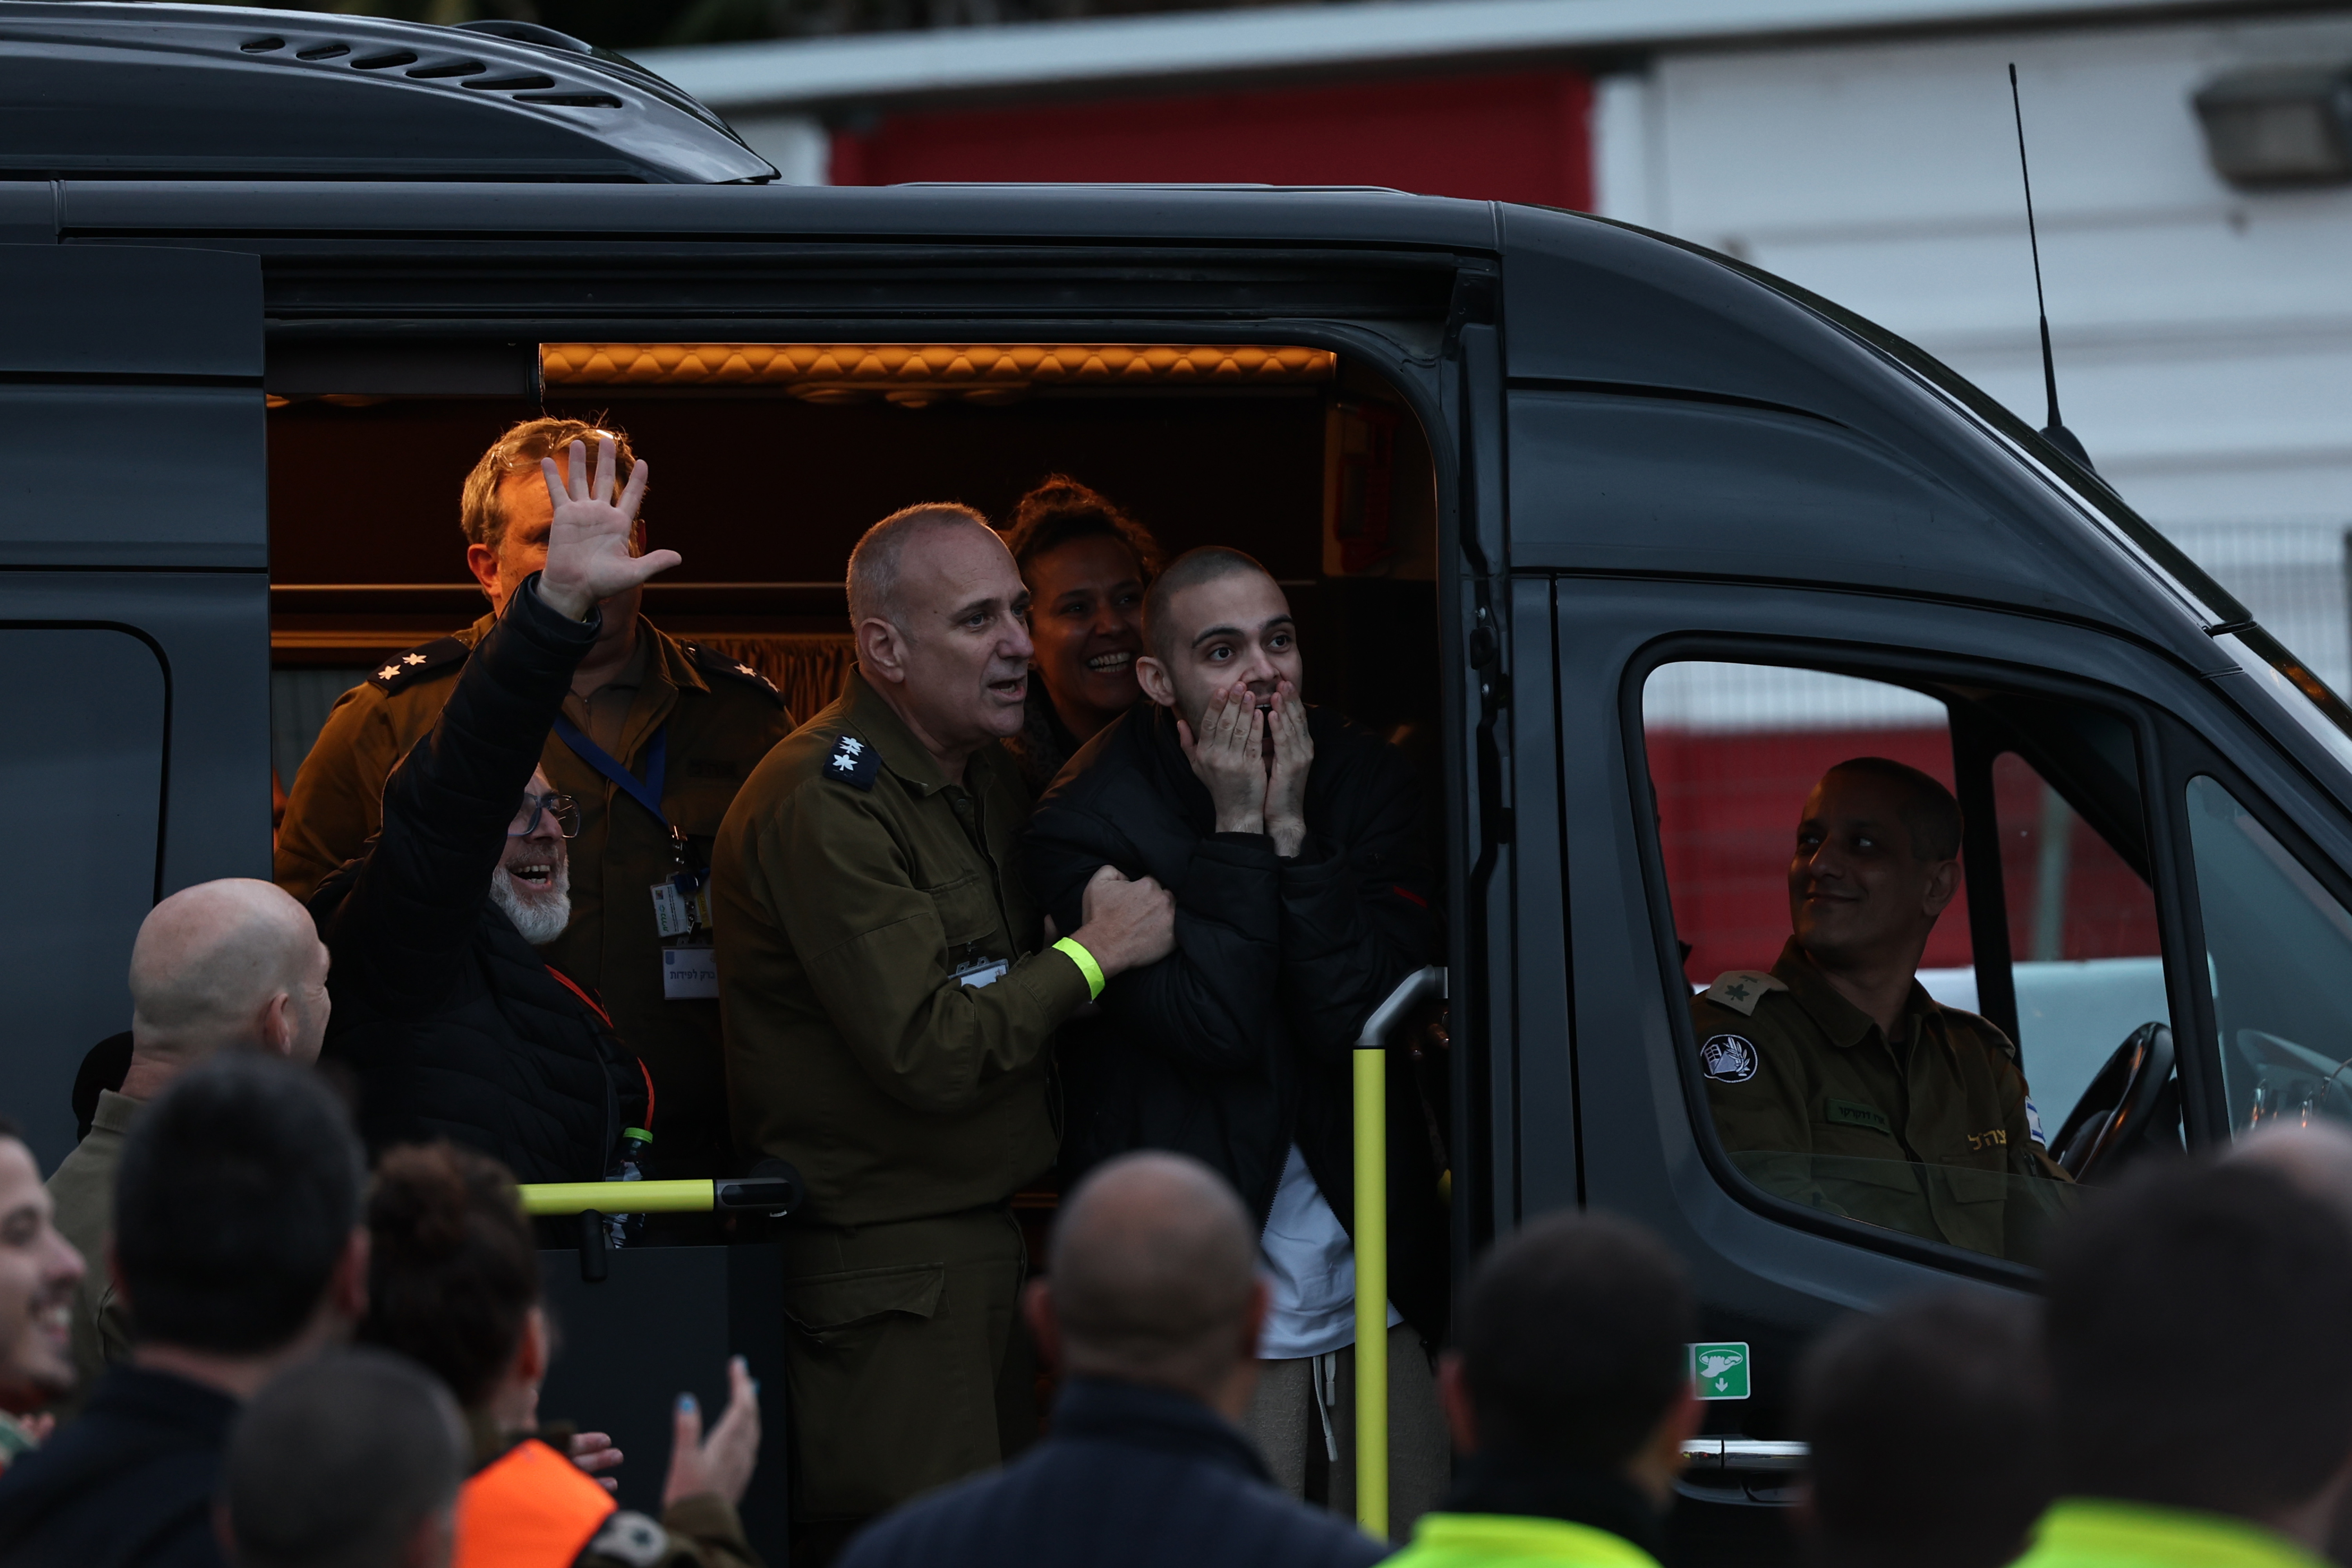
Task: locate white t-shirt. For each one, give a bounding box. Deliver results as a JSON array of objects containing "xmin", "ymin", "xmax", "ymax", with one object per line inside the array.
[{"xmin": 1256, "ymin": 1143, "xmax": 1404, "ymax": 1361}]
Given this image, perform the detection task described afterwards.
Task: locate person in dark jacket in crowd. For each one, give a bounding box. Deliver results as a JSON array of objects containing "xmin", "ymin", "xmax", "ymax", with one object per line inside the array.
[
  {"xmin": 220, "ymin": 1348, "xmax": 466, "ymax": 1568},
  {"xmin": 1023, "ymin": 544, "xmax": 1446, "ymax": 1535},
  {"xmin": 837, "ymin": 1151, "xmax": 1385, "ymax": 1568},
  {"xmin": 1793, "ymin": 1292, "xmax": 2052, "ymax": 1568},
  {"xmin": 0, "ymin": 1055, "xmax": 368, "ymax": 1568},
  {"xmin": 1385, "ymin": 1212, "xmax": 1699, "ymax": 1568},
  {"xmin": 312, "ymin": 436, "xmax": 676, "ymax": 1183},
  {"xmin": 997, "ymin": 476, "xmax": 1165, "ymax": 798}
]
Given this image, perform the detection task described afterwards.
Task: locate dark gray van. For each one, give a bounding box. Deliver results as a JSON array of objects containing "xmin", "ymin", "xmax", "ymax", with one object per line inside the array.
[{"xmin": 10, "ymin": 4, "xmax": 2350, "ymax": 1560}]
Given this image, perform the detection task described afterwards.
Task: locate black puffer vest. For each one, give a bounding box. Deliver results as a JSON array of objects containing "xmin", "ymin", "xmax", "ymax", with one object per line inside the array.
[{"xmin": 313, "ymin": 576, "xmax": 646, "ymax": 1183}]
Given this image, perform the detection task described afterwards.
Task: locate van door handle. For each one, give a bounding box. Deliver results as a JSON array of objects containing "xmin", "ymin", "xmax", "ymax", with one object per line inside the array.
[{"xmin": 1681, "ymin": 1439, "xmax": 1808, "ymax": 1472}]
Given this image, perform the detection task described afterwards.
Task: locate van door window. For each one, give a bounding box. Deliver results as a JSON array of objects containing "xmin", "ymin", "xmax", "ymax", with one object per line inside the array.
[
  {"xmin": 2183, "ymin": 775, "xmax": 2352, "ymax": 1131},
  {"xmin": 1642, "ymin": 660, "xmax": 2176, "ymax": 1267}
]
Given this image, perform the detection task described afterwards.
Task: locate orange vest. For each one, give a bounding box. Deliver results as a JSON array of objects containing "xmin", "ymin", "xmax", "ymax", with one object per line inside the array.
[{"xmin": 454, "ymin": 1437, "xmax": 618, "ymax": 1568}]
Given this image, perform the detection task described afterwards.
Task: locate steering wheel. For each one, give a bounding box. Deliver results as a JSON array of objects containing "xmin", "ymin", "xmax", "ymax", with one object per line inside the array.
[{"xmin": 2051, "ymin": 1022, "xmax": 2176, "ymax": 1181}]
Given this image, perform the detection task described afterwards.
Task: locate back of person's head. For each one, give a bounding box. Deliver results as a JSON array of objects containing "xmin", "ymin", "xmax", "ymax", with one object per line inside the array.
[
  {"xmin": 460, "ymin": 417, "xmax": 642, "ymax": 553},
  {"xmin": 222, "ymin": 1347, "xmax": 465, "ymax": 1568},
  {"xmin": 359, "ymin": 1142, "xmax": 538, "ymax": 1410},
  {"xmin": 1047, "ymin": 1152, "xmax": 1257, "ymax": 1397},
  {"xmin": 2047, "ymin": 1158, "xmax": 2352, "ymax": 1519},
  {"xmin": 1140, "ymin": 545, "xmax": 1274, "ymax": 663},
  {"xmin": 1000, "ymin": 475, "xmax": 1165, "ymax": 582},
  {"xmin": 845, "ymin": 502, "xmax": 996, "ymax": 631},
  {"xmin": 114, "ymin": 1054, "xmax": 363, "ymax": 1354},
  {"xmin": 129, "ymin": 878, "xmax": 327, "ymax": 1063},
  {"xmin": 1796, "ymin": 1292, "xmax": 2051, "ymax": 1568},
  {"xmin": 1455, "ymin": 1212, "xmax": 1694, "ymax": 1466}
]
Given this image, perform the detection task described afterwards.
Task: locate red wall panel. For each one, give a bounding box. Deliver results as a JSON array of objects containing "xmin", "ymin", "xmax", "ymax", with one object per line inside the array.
[{"xmin": 830, "ymin": 68, "xmax": 1592, "ymax": 208}]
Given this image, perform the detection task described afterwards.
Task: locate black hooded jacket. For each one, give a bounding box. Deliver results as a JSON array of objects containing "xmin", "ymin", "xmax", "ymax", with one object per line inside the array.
[
  {"xmin": 312, "ymin": 575, "xmax": 646, "ymax": 1183},
  {"xmin": 1023, "ymin": 700, "xmax": 1447, "ymax": 1340}
]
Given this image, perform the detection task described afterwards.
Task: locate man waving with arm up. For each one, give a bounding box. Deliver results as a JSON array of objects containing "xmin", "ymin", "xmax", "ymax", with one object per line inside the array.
[{"xmin": 713, "ymin": 503, "xmax": 1175, "ymax": 1564}]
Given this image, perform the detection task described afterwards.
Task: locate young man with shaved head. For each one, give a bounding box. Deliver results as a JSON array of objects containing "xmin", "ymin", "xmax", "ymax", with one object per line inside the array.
[
  {"xmin": 47, "ymin": 878, "xmax": 328, "ymax": 1401},
  {"xmin": 1024, "ymin": 545, "xmax": 1448, "ymax": 1536},
  {"xmin": 837, "ymin": 1152, "xmax": 1383, "ymax": 1568},
  {"xmin": 1692, "ymin": 757, "xmax": 2064, "ymax": 1260},
  {"xmin": 714, "ymin": 503, "xmax": 1176, "ymax": 1562}
]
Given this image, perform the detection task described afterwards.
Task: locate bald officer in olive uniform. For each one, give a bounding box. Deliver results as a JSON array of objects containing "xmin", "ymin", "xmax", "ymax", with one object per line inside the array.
[
  {"xmin": 713, "ymin": 503, "xmax": 1175, "ymax": 1559},
  {"xmin": 1692, "ymin": 757, "xmax": 2065, "ymax": 1262},
  {"xmin": 274, "ymin": 418, "xmax": 795, "ymax": 1181}
]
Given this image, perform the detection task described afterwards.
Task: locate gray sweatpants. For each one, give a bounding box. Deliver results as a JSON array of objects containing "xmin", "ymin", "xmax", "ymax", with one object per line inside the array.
[{"xmin": 1239, "ymin": 1321, "xmax": 1450, "ymax": 1544}]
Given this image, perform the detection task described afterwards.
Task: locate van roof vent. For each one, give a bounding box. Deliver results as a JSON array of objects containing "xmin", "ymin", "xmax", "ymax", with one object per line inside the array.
[{"xmin": 0, "ymin": 2, "xmax": 773, "ymax": 184}]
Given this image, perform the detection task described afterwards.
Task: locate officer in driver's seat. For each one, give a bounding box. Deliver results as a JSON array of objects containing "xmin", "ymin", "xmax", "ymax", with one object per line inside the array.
[{"xmin": 1691, "ymin": 758, "xmax": 2068, "ymax": 1260}]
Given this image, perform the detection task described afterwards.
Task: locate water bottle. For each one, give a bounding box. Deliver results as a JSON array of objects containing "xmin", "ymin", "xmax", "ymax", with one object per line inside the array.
[{"xmin": 604, "ymin": 1127, "xmax": 651, "ymax": 1249}]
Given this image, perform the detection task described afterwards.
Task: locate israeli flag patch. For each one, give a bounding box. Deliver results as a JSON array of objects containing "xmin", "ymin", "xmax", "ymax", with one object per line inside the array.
[
  {"xmin": 2025, "ymin": 1098, "xmax": 2046, "ymax": 1148},
  {"xmin": 825, "ymin": 733, "xmax": 881, "ymax": 791}
]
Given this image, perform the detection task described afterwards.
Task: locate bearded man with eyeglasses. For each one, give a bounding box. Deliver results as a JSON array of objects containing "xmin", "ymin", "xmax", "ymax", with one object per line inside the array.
[{"xmin": 311, "ymin": 437, "xmax": 680, "ymax": 1183}]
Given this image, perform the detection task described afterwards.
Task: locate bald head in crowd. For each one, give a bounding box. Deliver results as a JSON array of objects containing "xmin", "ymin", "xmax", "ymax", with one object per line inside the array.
[
  {"xmin": 124, "ymin": 879, "xmax": 330, "ymax": 1099},
  {"xmin": 1027, "ymin": 1152, "xmax": 1265, "ymax": 1416}
]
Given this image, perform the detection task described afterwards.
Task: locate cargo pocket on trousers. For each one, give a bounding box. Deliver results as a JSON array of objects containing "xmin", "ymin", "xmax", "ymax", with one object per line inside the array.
[
  {"xmin": 780, "ymin": 1261, "xmax": 947, "ymax": 1353},
  {"xmin": 779, "ymin": 1260, "xmax": 956, "ymax": 1519}
]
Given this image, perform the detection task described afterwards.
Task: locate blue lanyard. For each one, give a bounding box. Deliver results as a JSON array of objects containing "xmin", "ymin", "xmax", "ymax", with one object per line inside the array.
[{"xmin": 551, "ymin": 715, "xmax": 668, "ymax": 828}]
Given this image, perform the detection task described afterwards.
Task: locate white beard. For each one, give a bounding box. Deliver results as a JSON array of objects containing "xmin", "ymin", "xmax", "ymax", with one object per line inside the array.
[{"xmin": 488, "ymin": 860, "xmax": 573, "ymax": 946}]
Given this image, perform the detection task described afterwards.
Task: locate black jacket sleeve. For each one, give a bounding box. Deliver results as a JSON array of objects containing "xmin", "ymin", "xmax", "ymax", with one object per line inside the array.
[
  {"xmin": 323, "ymin": 577, "xmax": 598, "ymax": 1017},
  {"xmin": 1275, "ymin": 728, "xmax": 1437, "ymax": 1064},
  {"xmin": 1023, "ymin": 783, "xmax": 1285, "ymax": 1078}
]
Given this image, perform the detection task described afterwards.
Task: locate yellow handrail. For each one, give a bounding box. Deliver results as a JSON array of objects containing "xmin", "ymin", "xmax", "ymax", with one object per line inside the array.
[{"xmin": 517, "ymin": 1179, "xmax": 713, "ymax": 1216}]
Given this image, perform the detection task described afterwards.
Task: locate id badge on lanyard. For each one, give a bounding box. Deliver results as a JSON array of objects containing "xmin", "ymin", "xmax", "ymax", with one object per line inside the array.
[{"xmin": 550, "ymin": 716, "xmax": 718, "ymax": 1000}]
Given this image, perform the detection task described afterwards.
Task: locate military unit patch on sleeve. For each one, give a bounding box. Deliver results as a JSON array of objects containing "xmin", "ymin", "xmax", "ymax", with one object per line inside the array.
[
  {"xmin": 824, "ymin": 732, "xmax": 881, "ymax": 791},
  {"xmin": 685, "ymin": 643, "xmax": 785, "ymax": 707},
  {"xmin": 580, "ymin": 1510, "xmax": 667, "ymax": 1568},
  {"xmin": 1702, "ymin": 970, "xmax": 1788, "ymax": 1017},
  {"xmin": 1701, "ymin": 1033, "xmax": 1759, "ymax": 1083},
  {"xmin": 366, "ymin": 636, "xmax": 470, "ymax": 694}
]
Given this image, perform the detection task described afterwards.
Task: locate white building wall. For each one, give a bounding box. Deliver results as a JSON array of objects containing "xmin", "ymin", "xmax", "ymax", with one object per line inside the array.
[{"xmin": 1595, "ymin": 13, "xmax": 2352, "ymax": 690}]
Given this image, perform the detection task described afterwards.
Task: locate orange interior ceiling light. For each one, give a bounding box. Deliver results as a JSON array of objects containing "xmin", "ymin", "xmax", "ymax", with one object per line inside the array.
[{"xmin": 539, "ymin": 343, "xmax": 1338, "ymax": 405}]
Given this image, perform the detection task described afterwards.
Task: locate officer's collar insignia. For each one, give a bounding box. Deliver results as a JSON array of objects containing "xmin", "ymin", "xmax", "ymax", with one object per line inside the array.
[
  {"xmin": 1701, "ymin": 1033, "xmax": 1759, "ymax": 1084},
  {"xmin": 684, "ymin": 642, "xmax": 785, "ymax": 707},
  {"xmin": 826, "ymin": 732, "xmax": 880, "ymax": 791},
  {"xmin": 1703, "ymin": 969, "xmax": 1788, "ymax": 1018},
  {"xmin": 367, "ymin": 635, "xmax": 470, "ymax": 694}
]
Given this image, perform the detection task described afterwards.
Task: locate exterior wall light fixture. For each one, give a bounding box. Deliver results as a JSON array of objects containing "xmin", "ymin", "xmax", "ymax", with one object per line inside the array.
[{"xmin": 2193, "ymin": 65, "xmax": 2352, "ymax": 188}]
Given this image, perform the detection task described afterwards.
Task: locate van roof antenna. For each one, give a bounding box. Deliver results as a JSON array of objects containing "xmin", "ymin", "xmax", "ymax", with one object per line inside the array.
[{"xmin": 2009, "ymin": 62, "xmax": 2093, "ymax": 471}]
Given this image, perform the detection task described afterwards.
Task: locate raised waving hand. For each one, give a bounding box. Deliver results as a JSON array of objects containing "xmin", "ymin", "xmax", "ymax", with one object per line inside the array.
[{"xmin": 536, "ymin": 435, "xmax": 680, "ymax": 621}]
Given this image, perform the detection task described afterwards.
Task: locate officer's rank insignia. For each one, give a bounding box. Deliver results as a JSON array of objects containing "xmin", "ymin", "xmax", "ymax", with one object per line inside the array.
[
  {"xmin": 367, "ymin": 635, "xmax": 470, "ymax": 694},
  {"xmin": 825, "ymin": 733, "xmax": 880, "ymax": 791},
  {"xmin": 1702, "ymin": 970, "xmax": 1788, "ymax": 1017},
  {"xmin": 1701, "ymin": 1034, "xmax": 1759, "ymax": 1083},
  {"xmin": 685, "ymin": 642, "xmax": 786, "ymax": 707}
]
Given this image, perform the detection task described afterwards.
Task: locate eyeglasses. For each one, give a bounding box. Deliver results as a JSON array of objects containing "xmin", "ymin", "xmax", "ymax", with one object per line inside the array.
[{"xmin": 508, "ymin": 793, "xmax": 582, "ymax": 839}]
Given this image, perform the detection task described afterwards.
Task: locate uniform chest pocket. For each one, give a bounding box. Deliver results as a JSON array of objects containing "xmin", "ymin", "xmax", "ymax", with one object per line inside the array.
[{"xmin": 922, "ymin": 873, "xmax": 1001, "ymax": 949}]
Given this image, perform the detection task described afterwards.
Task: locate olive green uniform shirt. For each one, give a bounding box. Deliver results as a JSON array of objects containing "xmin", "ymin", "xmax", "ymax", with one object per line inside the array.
[
  {"xmin": 713, "ymin": 670, "xmax": 1092, "ymax": 1228},
  {"xmin": 1693, "ymin": 939, "xmax": 2060, "ymax": 1259},
  {"xmin": 274, "ymin": 615, "xmax": 795, "ymax": 1178},
  {"xmin": 45, "ymin": 1089, "xmax": 138, "ymax": 1411}
]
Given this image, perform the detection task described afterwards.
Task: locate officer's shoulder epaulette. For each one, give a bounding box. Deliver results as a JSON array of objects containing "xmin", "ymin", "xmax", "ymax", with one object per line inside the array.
[
  {"xmin": 683, "ymin": 643, "xmax": 785, "ymax": 707},
  {"xmin": 366, "ymin": 636, "xmax": 470, "ymax": 695},
  {"xmin": 817, "ymin": 730, "xmax": 882, "ymax": 792},
  {"xmin": 1700, "ymin": 970, "xmax": 1788, "ymax": 1018}
]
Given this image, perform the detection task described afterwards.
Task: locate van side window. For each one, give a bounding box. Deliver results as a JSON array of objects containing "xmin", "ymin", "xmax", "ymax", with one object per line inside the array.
[
  {"xmin": 2184, "ymin": 776, "xmax": 2352, "ymax": 1131},
  {"xmin": 1643, "ymin": 661, "xmax": 2169, "ymax": 1266}
]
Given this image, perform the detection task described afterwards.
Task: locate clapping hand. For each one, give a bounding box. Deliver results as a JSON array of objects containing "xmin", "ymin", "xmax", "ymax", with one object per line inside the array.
[{"xmin": 536, "ymin": 436, "xmax": 681, "ymax": 622}]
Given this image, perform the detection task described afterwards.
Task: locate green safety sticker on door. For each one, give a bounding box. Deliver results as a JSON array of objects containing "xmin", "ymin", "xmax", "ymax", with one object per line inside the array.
[{"xmin": 1691, "ymin": 1342, "xmax": 1750, "ymax": 1400}]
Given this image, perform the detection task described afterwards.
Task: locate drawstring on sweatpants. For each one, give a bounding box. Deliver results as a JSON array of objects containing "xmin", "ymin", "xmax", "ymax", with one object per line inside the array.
[{"xmin": 1312, "ymin": 1350, "xmax": 1341, "ymax": 1462}]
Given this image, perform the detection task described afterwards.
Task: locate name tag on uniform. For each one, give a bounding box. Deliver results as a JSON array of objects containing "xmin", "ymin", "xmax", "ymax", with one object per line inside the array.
[
  {"xmin": 662, "ymin": 944, "xmax": 719, "ymax": 1000},
  {"xmin": 951, "ymin": 956, "xmax": 1009, "ymax": 989}
]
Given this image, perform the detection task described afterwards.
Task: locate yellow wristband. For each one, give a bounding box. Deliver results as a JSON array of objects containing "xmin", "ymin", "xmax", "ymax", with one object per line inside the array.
[{"xmin": 1052, "ymin": 936, "xmax": 1106, "ymax": 1002}]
